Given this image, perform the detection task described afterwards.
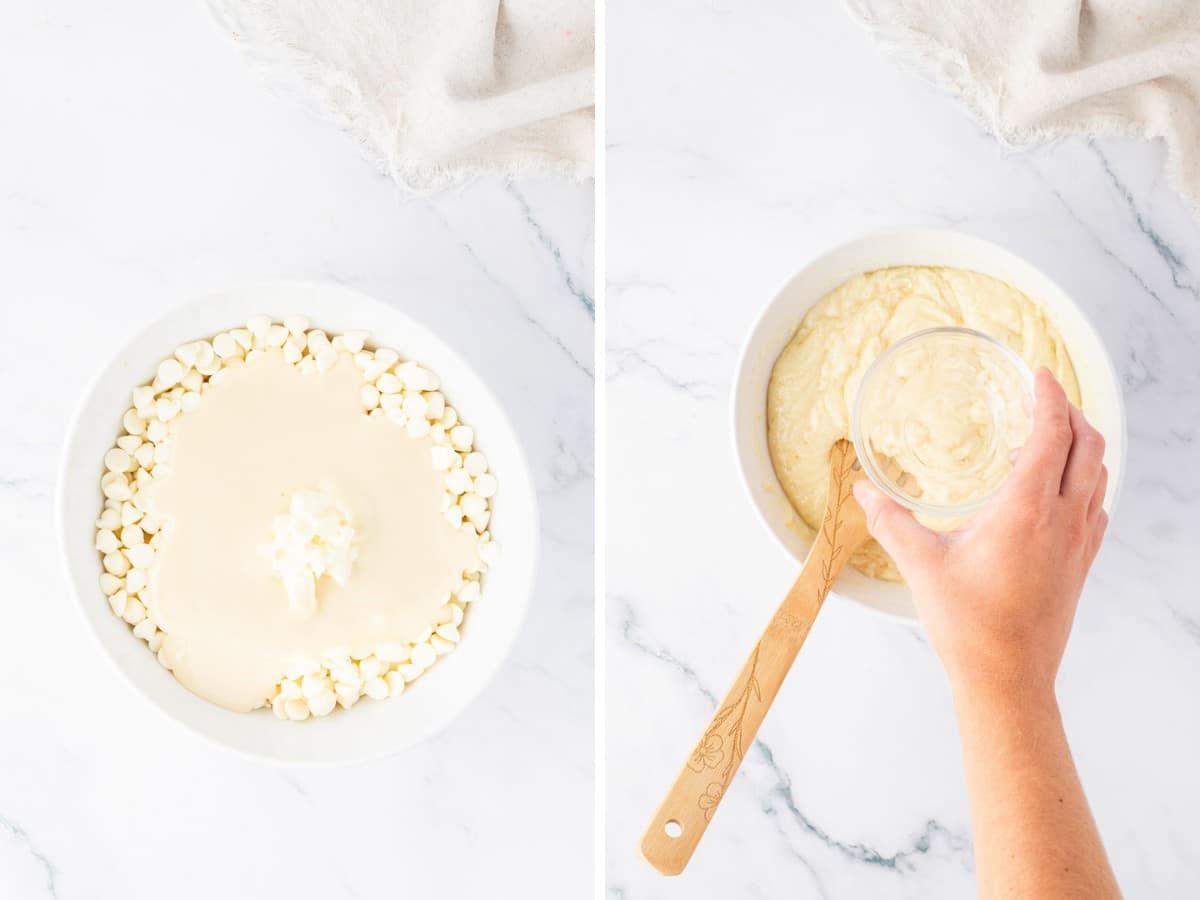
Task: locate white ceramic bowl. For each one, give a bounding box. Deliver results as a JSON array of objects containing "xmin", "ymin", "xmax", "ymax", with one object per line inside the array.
[
  {"xmin": 58, "ymin": 281, "xmax": 539, "ymax": 764},
  {"xmin": 732, "ymin": 228, "xmax": 1126, "ymax": 620}
]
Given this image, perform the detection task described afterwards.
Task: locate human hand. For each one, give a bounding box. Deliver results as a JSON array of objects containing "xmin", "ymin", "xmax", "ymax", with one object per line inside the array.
[{"xmin": 852, "ymin": 368, "xmax": 1109, "ymax": 697}]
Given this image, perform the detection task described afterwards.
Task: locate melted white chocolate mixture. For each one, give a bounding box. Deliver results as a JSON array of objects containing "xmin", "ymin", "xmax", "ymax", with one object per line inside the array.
[
  {"xmin": 95, "ymin": 317, "xmax": 499, "ymax": 720},
  {"xmin": 767, "ymin": 266, "xmax": 1081, "ymax": 581},
  {"xmin": 147, "ymin": 351, "xmax": 480, "ymax": 712}
]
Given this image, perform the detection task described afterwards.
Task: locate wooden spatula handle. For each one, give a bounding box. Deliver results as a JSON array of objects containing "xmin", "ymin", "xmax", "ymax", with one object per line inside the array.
[{"xmin": 638, "ymin": 440, "xmax": 870, "ymax": 875}]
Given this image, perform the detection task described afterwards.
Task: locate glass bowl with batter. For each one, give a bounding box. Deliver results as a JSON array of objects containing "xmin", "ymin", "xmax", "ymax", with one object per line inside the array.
[{"xmin": 850, "ymin": 326, "xmax": 1035, "ymax": 519}]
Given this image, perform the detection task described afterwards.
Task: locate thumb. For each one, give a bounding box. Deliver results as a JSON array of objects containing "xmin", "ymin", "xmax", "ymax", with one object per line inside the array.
[{"xmin": 852, "ymin": 479, "xmax": 940, "ymax": 572}]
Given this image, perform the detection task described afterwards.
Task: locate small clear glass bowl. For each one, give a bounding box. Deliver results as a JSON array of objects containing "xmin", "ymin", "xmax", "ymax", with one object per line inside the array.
[{"xmin": 851, "ymin": 327, "xmax": 1034, "ymax": 518}]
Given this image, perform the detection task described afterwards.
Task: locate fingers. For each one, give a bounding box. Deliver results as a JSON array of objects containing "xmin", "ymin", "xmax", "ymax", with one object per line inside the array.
[
  {"xmin": 1087, "ymin": 465, "xmax": 1109, "ymax": 561},
  {"xmin": 1011, "ymin": 368, "xmax": 1072, "ymax": 496},
  {"xmin": 1061, "ymin": 402, "xmax": 1106, "ymax": 502},
  {"xmin": 852, "ymin": 479, "xmax": 942, "ymax": 573},
  {"xmin": 1087, "ymin": 464, "xmax": 1108, "ymax": 525},
  {"xmin": 1089, "ymin": 509, "xmax": 1109, "ymax": 560}
]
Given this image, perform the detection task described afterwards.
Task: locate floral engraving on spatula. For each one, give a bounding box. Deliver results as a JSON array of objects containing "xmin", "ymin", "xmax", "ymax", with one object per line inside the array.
[
  {"xmin": 689, "ymin": 441, "xmax": 861, "ymax": 821},
  {"xmin": 688, "ymin": 645, "xmax": 761, "ymax": 819},
  {"xmin": 818, "ymin": 440, "xmax": 859, "ymax": 595}
]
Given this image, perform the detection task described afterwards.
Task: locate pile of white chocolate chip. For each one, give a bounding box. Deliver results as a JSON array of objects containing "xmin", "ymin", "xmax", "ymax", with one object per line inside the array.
[{"xmin": 95, "ymin": 315, "xmax": 500, "ymax": 721}]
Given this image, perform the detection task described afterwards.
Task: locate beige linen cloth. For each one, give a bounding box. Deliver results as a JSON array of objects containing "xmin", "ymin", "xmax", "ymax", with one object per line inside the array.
[
  {"xmin": 846, "ymin": 0, "xmax": 1200, "ymax": 207},
  {"xmin": 209, "ymin": 0, "xmax": 594, "ymax": 192}
]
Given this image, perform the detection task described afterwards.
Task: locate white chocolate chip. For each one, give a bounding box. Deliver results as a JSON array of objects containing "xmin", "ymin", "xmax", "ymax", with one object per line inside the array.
[
  {"xmin": 464, "ymin": 452, "xmax": 488, "ymax": 476},
  {"xmin": 424, "ymin": 392, "xmax": 445, "ymax": 420},
  {"xmin": 458, "ymin": 580, "xmax": 481, "ymax": 604},
  {"xmin": 133, "ymin": 443, "xmax": 155, "ymax": 469},
  {"xmin": 377, "ymin": 642, "xmax": 409, "ymax": 663},
  {"xmin": 132, "ymin": 385, "xmax": 156, "ymax": 413},
  {"xmin": 284, "ymin": 315, "xmax": 311, "ymax": 337},
  {"xmin": 120, "ymin": 503, "xmax": 143, "ymax": 527},
  {"xmin": 125, "ymin": 568, "xmax": 148, "ymax": 594},
  {"xmin": 174, "ymin": 343, "xmax": 199, "ymax": 369},
  {"xmin": 120, "ymin": 523, "xmax": 145, "ymax": 546},
  {"xmin": 230, "ymin": 328, "xmax": 254, "ymax": 351},
  {"xmin": 212, "ymin": 332, "xmax": 241, "ymax": 359},
  {"xmin": 122, "ymin": 597, "xmax": 147, "ymax": 625},
  {"xmin": 146, "ymin": 419, "xmax": 168, "ymax": 443},
  {"xmin": 431, "ymin": 445, "xmax": 458, "ymax": 471},
  {"xmin": 96, "ymin": 529, "xmax": 120, "ymax": 554},
  {"xmin": 450, "ymin": 425, "xmax": 474, "ymax": 451},
  {"xmin": 445, "ymin": 469, "xmax": 472, "ymax": 495},
  {"xmin": 316, "ymin": 347, "xmax": 338, "ymax": 373},
  {"xmin": 196, "ymin": 355, "xmax": 222, "ymax": 376},
  {"xmin": 308, "ymin": 692, "xmax": 336, "ymax": 717},
  {"xmin": 397, "ymin": 662, "xmax": 424, "ymax": 683},
  {"xmin": 376, "ymin": 373, "xmax": 402, "ymax": 394},
  {"xmin": 123, "ymin": 409, "xmax": 147, "ymax": 435},
  {"xmin": 402, "ymin": 393, "xmax": 428, "ymax": 419},
  {"xmin": 125, "ymin": 543, "xmax": 155, "ymax": 570},
  {"xmin": 246, "ymin": 315, "xmax": 271, "ymax": 337},
  {"xmin": 157, "ymin": 358, "xmax": 185, "ymax": 388},
  {"xmin": 301, "ymin": 674, "xmax": 332, "ymax": 699},
  {"xmin": 410, "ymin": 643, "xmax": 437, "ymax": 668},
  {"xmin": 474, "ymin": 473, "xmax": 498, "ymax": 498},
  {"xmin": 363, "ymin": 677, "xmax": 389, "ymax": 700},
  {"xmin": 285, "ymin": 698, "xmax": 310, "ymax": 721},
  {"xmin": 305, "ymin": 330, "xmax": 330, "ymax": 354},
  {"xmin": 363, "ymin": 359, "xmax": 390, "ymax": 381},
  {"xmin": 282, "ymin": 338, "xmax": 304, "ymax": 364},
  {"xmin": 133, "ymin": 619, "xmax": 157, "ymax": 640},
  {"xmin": 103, "ymin": 551, "xmax": 130, "ymax": 576},
  {"xmin": 395, "ymin": 361, "xmax": 429, "ymax": 390},
  {"xmin": 360, "ymin": 384, "xmax": 380, "ymax": 410},
  {"xmin": 266, "ymin": 324, "xmax": 289, "ymax": 347},
  {"xmin": 99, "ymin": 573, "xmax": 123, "ymax": 595},
  {"xmin": 104, "ymin": 448, "xmax": 132, "ymax": 473},
  {"xmin": 385, "ymin": 671, "xmax": 406, "ymax": 696},
  {"xmin": 155, "ymin": 396, "xmax": 180, "ymax": 422},
  {"xmin": 193, "ymin": 341, "xmax": 216, "ymax": 368}
]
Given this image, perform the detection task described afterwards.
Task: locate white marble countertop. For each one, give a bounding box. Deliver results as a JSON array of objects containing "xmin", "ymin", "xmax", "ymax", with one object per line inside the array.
[
  {"xmin": 0, "ymin": 4, "xmax": 593, "ymax": 899},
  {"xmin": 606, "ymin": 1, "xmax": 1200, "ymax": 897}
]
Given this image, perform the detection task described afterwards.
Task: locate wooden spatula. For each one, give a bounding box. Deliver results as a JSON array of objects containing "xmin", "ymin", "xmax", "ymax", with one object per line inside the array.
[{"xmin": 639, "ymin": 438, "xmax": 883, "ymax": 875}]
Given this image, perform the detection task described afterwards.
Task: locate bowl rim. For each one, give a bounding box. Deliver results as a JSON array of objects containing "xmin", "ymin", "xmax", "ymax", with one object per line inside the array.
[
  {"xmin": 56, "ymin": 279, "xmax": 540, "ymax": 766},
  {"xmin": 731, "ymin": 225, "xmax": 1128, "ymax": 623}
]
